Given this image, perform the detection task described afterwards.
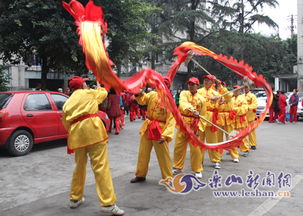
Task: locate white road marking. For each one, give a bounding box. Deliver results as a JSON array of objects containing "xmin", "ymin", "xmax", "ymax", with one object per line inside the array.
[{"xmin": 248, "ymin": 175, "xmax": 303, "ymax": 216}]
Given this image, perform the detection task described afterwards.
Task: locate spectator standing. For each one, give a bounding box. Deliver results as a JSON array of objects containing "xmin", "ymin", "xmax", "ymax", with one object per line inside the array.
[
  {"xmin": 269, "ymin": 91, "xmax": 280, "ymax": 123},
  {"xmin": 107, "ymin": 88, "xmax": 122, "ymax": 135},
  {"xmin": 288, "ymin": 89, "xmax": 299, "ymax": 123},
  {"xmin": 174, "ymin": 89, "xmax": 181, "ymax": 107},
  {"xmin": 276, "ymin": 91, "xmax": 287, "ymax": 124}
]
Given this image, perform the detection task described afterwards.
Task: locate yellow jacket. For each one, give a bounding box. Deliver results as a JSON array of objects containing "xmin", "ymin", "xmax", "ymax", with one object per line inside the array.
[
  {"xmin": 216, "ymin": 86, "xmax": 234, "ymax": 126},
  {"xmin": 178, "ymin": 90, "xmax": 207, "ymax": 132},
  {"xmin": 136, "ymin": 91, "xmax": 176, "ymax": 142},
  {"xmin": 231, "ymin": 95, "xmax": 248, "ymax": 129},
  {"xmin": 197, "ymin": 87, "xmax": 220, "ymax": 127},
  {"xmin": 244, "ymin": 92, "xmax": 258, "ymax": 122},
  {"xmin": 217, "ymin": 90, "xmax": 235, "ymax": 126},
  {"xmin": 62, "ymin": 88, "xmax": 108, "ymax": 150}
]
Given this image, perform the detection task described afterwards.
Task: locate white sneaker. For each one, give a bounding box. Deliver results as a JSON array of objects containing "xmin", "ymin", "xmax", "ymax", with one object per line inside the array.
[
  {"xmin": 69, "ymin": 197, "xmax": 85, "ymax": 208},
  {"xmin": 172, "ymin": 168, "xmax": 182, "ymax": 175},
  {"xmin": 233, "ymin": 158, "xmax": 239, "ymax": 163},
  {"xmin": 194, "ymin": 172, "xmax": 203, "ymax": 179},
  {"xmin": 214, "ymin": 162, "xmax": 221, "ymax": 169},
  {"xmin": 100, "ymin": 204, "xmax": 125, "ymax": 215}
]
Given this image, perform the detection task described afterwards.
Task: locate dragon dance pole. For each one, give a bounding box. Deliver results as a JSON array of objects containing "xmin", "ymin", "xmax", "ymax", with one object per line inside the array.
[{"xmin": 187, "ymin": 109, "xmax": 233, "ymax": 138}]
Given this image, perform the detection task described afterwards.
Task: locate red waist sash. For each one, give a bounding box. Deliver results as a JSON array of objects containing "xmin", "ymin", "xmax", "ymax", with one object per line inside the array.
[
  {"xmin": 71, "ymin": 113, "xmax": 99, "ymax": 125},
  {"xmin": 207, "ymin": 109, "xmax": 219, "ymax": 132},
  {"xmin": 147, "ymin": 116, "xmax": 165, "ymax": 140},
  {"xmin": 181, "ymin": 113, "xmax": 199, "ymax": 133}
]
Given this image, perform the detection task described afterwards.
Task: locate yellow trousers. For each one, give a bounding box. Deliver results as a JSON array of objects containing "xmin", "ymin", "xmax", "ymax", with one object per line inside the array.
[
  {"xmin": 173, "ymin": 131, "xmax": 203, "ymax": 172},
  {"xmin": 70, "ymin": 142, "xmax": 116, "ymax": 206},
  {"xmin": 248, "ymin": 120, "xmax": 257, "ymax": 146},
  {"xmin": 217, "ymin": 125, "xmax": 239, "ymax": 159},
  {"xmin": 135, "ymin": 133, "xmax": 172, "ymax": 179},
  {"xmin": 237, "ymin": 127, "xmax": 250, "ymax": 152},
  {"xmin": 200, "ymin": 126, "xmax": 221, "ymax": 163}
]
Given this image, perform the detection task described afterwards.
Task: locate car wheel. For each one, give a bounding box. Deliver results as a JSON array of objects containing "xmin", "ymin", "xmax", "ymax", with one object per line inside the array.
[{"xmin": 7, "ymin": 130, "xmax": 34, "ymax": 156}]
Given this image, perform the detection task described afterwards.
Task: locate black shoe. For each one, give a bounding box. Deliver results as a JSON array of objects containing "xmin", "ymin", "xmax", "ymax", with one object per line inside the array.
[
  {"xmin": 130, "ymin": 177, "xmax": 146, "ymax": 183},
  {"xmin": 251, "ymin": 146, "xmax": 256, "ymax": 150}
]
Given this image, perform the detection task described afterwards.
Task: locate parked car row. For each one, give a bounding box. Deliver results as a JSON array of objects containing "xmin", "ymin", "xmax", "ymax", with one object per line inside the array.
[{"xmin": 0, "ymin": 91, "xmax": 110, "ymax": 156}]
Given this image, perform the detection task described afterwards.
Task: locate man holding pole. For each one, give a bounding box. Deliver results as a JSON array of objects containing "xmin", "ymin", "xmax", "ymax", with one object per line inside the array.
[
  {"xmin": 62, "ymin": 76, "xmax": 124, "ymax": 215},
  {"xmin": 173, "ymin": 77, "xmax": 206, "ymax": 178},
  {"xmin": 197, "ymin": 75, "xmax": 222, "ymax": 169},
  {"xmin": 244, "ymin": 85, "xmax": 258, "ymax": 150}
]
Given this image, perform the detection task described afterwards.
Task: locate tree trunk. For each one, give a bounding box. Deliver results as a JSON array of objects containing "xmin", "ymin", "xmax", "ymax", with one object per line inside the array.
[
  {"xmin": 41, "ymin": 56, "xmax": 49, "ymax": 90},
  {"xmin": 117, "ymin": 63, "xmax": 121, "ymax": 77},
  {"xmin": 187, "ymin": 0, "xmax": 199, "ymax": 77}
]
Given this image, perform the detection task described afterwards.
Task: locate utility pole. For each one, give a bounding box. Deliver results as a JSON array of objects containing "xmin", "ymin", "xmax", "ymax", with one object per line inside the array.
[{"xmin": 290, "ymin": 14, "xmax": 295, "ymax": 37}]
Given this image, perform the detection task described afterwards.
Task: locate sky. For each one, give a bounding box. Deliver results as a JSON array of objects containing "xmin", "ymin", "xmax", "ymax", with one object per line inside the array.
[{"xmin": 254, "ymin": 0, "xmax": 297, "ymax": 39}]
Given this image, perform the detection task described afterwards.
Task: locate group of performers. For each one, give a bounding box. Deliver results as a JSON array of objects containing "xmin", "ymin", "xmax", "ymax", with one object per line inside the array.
[
  {"xmin": 59, "ymin": 1, "xmax": 272, "ymax": 214},
  {"xmin": 130, "ymin": 74, "xmax": 258, "ymax": 183},
  {"xmin": 61, "ymin": 73, "xmax": 258, "ymax": 215}
]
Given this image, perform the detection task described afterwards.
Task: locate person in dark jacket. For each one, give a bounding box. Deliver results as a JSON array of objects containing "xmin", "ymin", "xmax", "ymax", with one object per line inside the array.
[
  {"xmin": 174, "ymin": 89, "xmax": 182, "ymax": 107},
  {"xmin": 269, "ymin": 91, "xmax": 280, "ymax": 123}
]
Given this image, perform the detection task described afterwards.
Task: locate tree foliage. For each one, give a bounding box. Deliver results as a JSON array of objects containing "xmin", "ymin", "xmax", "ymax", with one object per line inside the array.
[
  {"xmin": 0, "ymin": 0, "xmax": 155, "ymax": 88},
  {"xmin": 0, "ymin": 0, "xmax": 86, "ymax": 89},
  {"xmin": 210, "ymin": 0, "xmax": 279, "ymax": 34},
  {"xmin": 198, "ymin": 31, "xmax": 297, "ymax": 85}
]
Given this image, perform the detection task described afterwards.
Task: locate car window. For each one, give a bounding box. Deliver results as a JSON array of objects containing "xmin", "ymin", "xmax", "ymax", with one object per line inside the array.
[
  {"xmin": 255, "ymin": 91, "xmax": 266, "ymax": 98},
  {"xmin": 24, "ymin": 93, "xmax": 52, "ymax": 111},
  {"xmin": 50, "ymin": 94, "xmax": 68, "ymax": 111},
  {"xmin": 0, "ymin": 93, "xmax": 13, "ymax": 109}
]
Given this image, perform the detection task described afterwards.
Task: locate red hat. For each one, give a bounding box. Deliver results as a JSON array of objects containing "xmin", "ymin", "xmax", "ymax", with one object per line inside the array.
[
  {"xmin": 202, "ymin": 75, "xmax": 216, "ymax": 82},
  {"xmin": 187, "ymin": 77, "xmax": 200, "ymax": 85},
  {"xmin": 233, "ymin": 85, "xmax": 241, "ymax": 89},
  {"xmin": 69, "ymin": 76, "xmax": 89, "ymax": 89}
]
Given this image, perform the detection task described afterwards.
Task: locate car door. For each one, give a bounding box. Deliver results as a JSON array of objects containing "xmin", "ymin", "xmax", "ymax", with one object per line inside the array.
[
  {"xmin": 49, "ymin": 93, "xmax": 69, "ymax": 136},
  {"xmin": 21, "ymin": 93, "xmax": 59, "ymax": 139}
]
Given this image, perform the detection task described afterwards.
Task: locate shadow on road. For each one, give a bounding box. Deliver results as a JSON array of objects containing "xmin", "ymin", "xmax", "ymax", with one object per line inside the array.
[{"xmin": 0, "ymin": 139, "xmax": 67, "ymax": 158}]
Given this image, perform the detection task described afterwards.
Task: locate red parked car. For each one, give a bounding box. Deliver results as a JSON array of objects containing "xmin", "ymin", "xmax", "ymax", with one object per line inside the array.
[{"xmin": 0, "ymin": 91, "xmax": 110, "ymax": 156}]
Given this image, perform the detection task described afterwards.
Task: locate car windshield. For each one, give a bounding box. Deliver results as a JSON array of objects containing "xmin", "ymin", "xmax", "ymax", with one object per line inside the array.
[
  {"xmin": 255, "ymin": 91, "xmax": 266, "ymax": 98},
  {"xmin": 0, "ymin": 93, "xmax": 13, "ymax": 109}
]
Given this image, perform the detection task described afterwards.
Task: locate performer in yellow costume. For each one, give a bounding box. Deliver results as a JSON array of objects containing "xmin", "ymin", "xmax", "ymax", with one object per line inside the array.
[
  {"xmin": 244, "ymin": 85, "xmax": 258, "ymax": 150},
  {"xmin": 173, "ymin": 77, "xmax": 206, "ymax": 179},
  {"xmin": 197, "ymin": 75, "xmax": 222, "ymax": 169},
  {"xmin": 62, "ymin": 76, "xmax": 124, "ymax": 215},
  {"xmin": 231, "ymin": 85, "xmax": 250, "ymax": 156},
  {"xmin": 216, "ymin": 82, "xmax": 239, "ymax": 163},
  {"xmin": 130, "ymin": 78, "xmax": 176, "ymax": 183}
]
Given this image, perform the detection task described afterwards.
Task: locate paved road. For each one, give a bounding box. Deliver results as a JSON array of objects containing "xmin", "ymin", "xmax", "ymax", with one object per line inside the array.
[{"xmin": 1, "ymin": 118, "xmax": 303, "ymax": 216}]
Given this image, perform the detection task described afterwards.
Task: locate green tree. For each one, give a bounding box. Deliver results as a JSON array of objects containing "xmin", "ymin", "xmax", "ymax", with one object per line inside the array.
[
  {"xmin": 0, "ymin": 0, "xmax": 155, "ymax": 89},
  {"xmin": 0, "ymin": 0, "xmax": 86, "ymax": 89},
  {"xmin": 95, "ymin": 0, "xmax": 156, "ymax": 75},
  {"xmin": 210, "ymin": 0, "xmax": 278, "ymax": 34},
  {"xmin": 201, "ymin": 31, "xmax": 297, "ymax": 84},
  {"xmin": 146, "ymin": 0, "xmax": 215, "ymax": 76}
]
